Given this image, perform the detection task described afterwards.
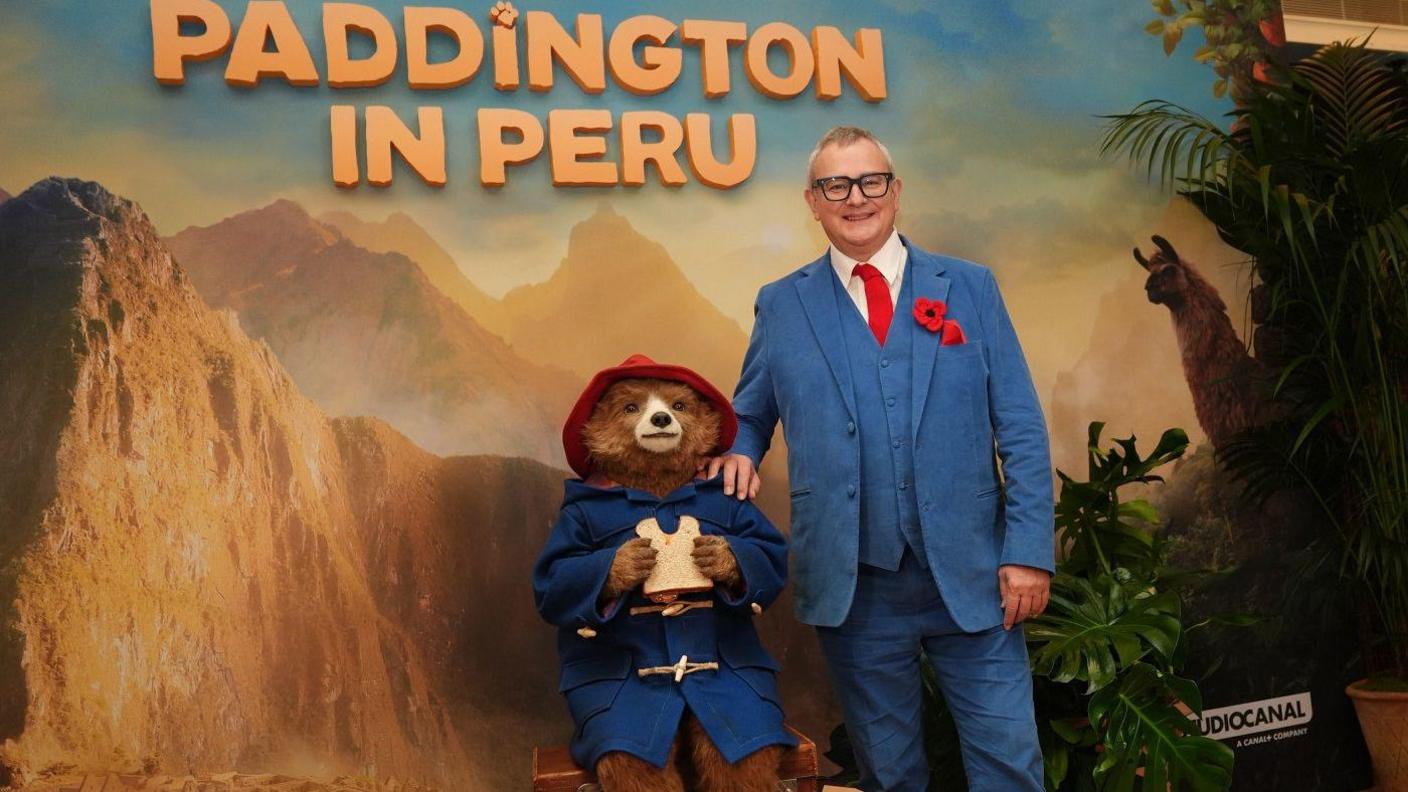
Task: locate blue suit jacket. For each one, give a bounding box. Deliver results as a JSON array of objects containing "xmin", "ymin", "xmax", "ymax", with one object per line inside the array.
[
  {"xmin": 730, "ymin": 236, "xmax": 1055, "ymax": 631},
  {"xmin": 532, "ymin": 476, "xmax": 797, "ymax": 768}
]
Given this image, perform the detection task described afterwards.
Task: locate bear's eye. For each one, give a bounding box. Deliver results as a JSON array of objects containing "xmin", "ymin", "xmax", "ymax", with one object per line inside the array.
[
  {"xmin": 623, "ymin": 403, "xmax": 639, "ymax": 414},
  {"xmin": 672, "ymin": 401, "xmax": 686, "ymax": 411}
]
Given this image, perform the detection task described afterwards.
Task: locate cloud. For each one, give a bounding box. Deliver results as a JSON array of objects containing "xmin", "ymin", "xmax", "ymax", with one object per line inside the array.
[{"xmin": 0, "ymin": 16, "xmax": 55, "ymax": 135}]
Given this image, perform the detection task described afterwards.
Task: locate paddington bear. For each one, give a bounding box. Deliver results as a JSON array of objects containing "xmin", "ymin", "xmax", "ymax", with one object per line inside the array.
[{"xmin": 533, "ymin": 354, "xmax": 795, "ymax": 792}]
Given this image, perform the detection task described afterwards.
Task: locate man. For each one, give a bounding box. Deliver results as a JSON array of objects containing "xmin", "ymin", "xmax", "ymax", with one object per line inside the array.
[{"xmin": 707, "ymin": 126, "xmax": 1054, "ymax": 791}]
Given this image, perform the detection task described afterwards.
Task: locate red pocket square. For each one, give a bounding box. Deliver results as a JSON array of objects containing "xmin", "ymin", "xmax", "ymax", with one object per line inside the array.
[{"xmin": 940, "ymin": 318, "xmax": 966, "ymax": 346}]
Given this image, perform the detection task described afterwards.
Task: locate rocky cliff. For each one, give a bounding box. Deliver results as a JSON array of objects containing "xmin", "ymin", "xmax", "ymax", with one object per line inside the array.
[
  {"xmin": 165, "ymin": 201, "xmax": 576, "ymax": 465},
  {"xmin": 0, "ymin": 179, "xmax": 569, "ymax": 789},
  {"xmin": 318, "ymin": 209, "xmax": 507, "ymax": 336}
]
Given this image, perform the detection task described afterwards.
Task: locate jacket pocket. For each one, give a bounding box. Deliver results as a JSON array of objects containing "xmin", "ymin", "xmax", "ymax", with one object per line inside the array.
[
  {"xmin": 558, "ymin": 653, "xmax": 632, "ymax": 691},
  {"xmin": 936, "ymin": 338, "xmax": 985, "ymax": 358},
  {"xmin": 975, "ymin": 483, "xmax": 1003, "ymax": 499},
  {"xmin": 720, "ymin": 639, "xmax": 784, "ymax": 713},
  {"xmin": 559, "ymin": 654, "xmax": 632, "ymax": 734}
]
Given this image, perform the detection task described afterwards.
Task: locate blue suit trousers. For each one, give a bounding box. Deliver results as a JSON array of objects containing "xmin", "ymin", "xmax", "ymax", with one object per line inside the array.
[{"xmin": 816, "ymin": 549, "xmax": 1043, "ymax": 792}]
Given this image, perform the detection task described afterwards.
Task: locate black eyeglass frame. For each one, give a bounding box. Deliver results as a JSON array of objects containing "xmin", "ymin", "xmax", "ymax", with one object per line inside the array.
[{"xmin": 811, "ymin": 171, "xmax": 895, "ymax": 201}]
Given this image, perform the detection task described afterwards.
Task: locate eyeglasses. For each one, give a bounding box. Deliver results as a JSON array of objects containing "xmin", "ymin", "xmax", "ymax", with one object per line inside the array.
[{"xmin": 811, "ymin": 172, "xmax": 894, "ymax": 201}]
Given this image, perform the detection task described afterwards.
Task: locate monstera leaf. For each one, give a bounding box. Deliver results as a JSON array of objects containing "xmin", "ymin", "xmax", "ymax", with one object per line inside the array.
[
  {"xmin": 1089, "ymin": 663, "xmax": 1234, "ymax": 792},
  {"xmin": 1026, "ymin": 573, "xmax": 1181, "ymax": 693},
  {"xmin": 1056, "ymin": 425, "xmax": 1190, "ymax": 579}
]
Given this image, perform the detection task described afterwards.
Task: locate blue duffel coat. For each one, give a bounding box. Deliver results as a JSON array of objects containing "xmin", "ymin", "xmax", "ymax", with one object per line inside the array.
[{"xmin": 532, "ymin": 475, "xmax": 797, "ymax": 769}]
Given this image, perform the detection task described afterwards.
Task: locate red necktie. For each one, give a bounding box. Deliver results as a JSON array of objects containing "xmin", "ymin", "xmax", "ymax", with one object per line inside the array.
[{"xmin": 852, "ymin": 262, "xmax": 893, "ymax": 345}]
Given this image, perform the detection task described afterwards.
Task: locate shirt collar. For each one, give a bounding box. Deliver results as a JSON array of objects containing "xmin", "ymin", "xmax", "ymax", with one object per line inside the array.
[{"xmin": 829, "ymin": 228, "xmax": 905, "ymax": 286}]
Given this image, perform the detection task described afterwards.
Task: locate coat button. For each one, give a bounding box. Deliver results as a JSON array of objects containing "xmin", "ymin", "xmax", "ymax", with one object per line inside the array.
[
  {"xmin": 846, "ymin": 422, "xmax": 856, "ymax": 435},
  {"xmin": 891, "ymin": 440, "xmax": 901, "ymax": 449},
  {"xmin": 880, "ymin": 358, "xmax": 890, "ymax": 368},
  {"xmin": 886, "ymin": 397, "xmax": 896, "ymax": 408},
  {"xmin": 847, "ymin": 484, "xmax": 857, "ymax": 497},
  {"xmin": 898, "ymin": 481, "xmax": 908, "ymax": 490}
]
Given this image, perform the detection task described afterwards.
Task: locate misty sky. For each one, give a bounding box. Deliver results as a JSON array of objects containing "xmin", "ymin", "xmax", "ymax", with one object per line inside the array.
[{"xmin": 0, "ymin": 0, "xmax": 1243, "ymax": 452}]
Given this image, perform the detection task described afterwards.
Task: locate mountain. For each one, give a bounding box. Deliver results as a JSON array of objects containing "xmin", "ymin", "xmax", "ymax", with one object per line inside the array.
[
  {"xmin": 0, "ymin": 178, "xmax": 570, "ymax": 789},
  {"xmin": 319, "ymin": 209, "xmax": 507, "ymax": 335},
  {"xmin": 0, "ymin": 178, "xmax": 840, "ymax": 789},
  {"xmin": 498, "ymin": 204, "xmax": 749, "ymax": 391},
  {"xmin": 318, "ymin": 203, "xmax": 837, "ymax": 748},
  {"xmin": 165, "ymin": 201, "xmax": 576, "ymax": 465},
  {"xmin": 686, "ymin": 240, "xmax": 814, "ymax": 329}
]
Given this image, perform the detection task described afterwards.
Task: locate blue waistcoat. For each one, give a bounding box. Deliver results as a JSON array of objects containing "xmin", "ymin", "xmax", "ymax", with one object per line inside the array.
[{"xmin": 830, "ymin": 266, "xmax": 927, "ymax": 571}]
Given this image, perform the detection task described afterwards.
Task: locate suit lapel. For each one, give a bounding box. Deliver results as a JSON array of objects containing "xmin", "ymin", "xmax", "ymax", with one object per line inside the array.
[
  {"xmin": 794, "ymin": 253, "xmax": 859, "ymax": 421},
  {"xmin": 907, "ymin": 239, "xmax": 950, "ymax": 442}
]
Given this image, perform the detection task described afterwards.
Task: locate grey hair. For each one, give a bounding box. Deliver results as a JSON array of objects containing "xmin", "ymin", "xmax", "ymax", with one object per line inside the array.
[{"xmin": 806, "ymin": 125, "xmax": 895, "ymax": 183}]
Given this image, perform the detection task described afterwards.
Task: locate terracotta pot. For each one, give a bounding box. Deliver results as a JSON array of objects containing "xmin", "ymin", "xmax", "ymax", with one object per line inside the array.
[{"xmin": 1347, "ymin": 679, "xmax": 1408, "ymax": 791}]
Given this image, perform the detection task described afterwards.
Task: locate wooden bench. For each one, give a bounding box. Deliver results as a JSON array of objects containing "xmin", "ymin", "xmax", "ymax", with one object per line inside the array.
[{"xmin": 532, "ymin": 724, "xmax": 819, "ymax": 791}]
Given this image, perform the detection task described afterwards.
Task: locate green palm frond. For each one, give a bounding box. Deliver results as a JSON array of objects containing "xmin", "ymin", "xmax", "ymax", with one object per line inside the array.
[
  {"xmin": 1099, "ymin": 101, "xmax": 1249, "ymax": 193},
  {"xmin": 1295, "ymin": 40, "xmax": 1408, "ymax": 156}
]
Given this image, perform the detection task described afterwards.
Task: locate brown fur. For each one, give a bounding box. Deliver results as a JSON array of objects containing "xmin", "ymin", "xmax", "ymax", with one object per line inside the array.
[
  {"xmin": 597, "ymin": 743, "xmax": 686, "ymax": 792},
  {"xmin": 582, "ymin": 379, "xmax": 721, "ymax": 499},
  {"xmin": 691, "ymin": 535, "xmax": 743, "ymax": 591},
  {"xmin": 1135, "ymin": 235, "xmax": 1275, "ymax": 449},
  {"xmin": 603, "ymin": 537, "xmax": 657, "ymax": 600},
  {"xmin": 682, "ymin": 712, "xmax": 784, "ymax": 792},
  {"xmin": 596, "ymin": 713, "xmax": 783, "ymax": 792},
  {"xmin": 583, "ymin": 378, "xmax": 775, "ymax": 791}
]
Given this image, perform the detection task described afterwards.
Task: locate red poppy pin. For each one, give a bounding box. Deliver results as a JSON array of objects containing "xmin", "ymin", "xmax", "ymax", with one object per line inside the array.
[{"xmin": 913, "ymin": 297, "xmax": 966, "ymax": 345}]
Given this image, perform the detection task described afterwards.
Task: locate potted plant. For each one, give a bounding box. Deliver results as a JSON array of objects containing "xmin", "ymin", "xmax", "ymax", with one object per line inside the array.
[
  {"xmin": 1025, "ymin": 422, "xmax": 1235, "ymax": 791},
  {"xmin": 1104, "ymin": 23, "xmax": 1408, "ymax": 788}
]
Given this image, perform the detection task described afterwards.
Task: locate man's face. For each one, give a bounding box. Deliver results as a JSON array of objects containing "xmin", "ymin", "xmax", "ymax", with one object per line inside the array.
[{"xmin": 804, "ymin": 139, "xmax": 902, "ymax": 258}]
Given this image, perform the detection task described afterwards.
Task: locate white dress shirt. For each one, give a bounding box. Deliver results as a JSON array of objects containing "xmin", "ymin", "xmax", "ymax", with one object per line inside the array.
[{"xmin": 828, "ymin": 228, "xmax": 907, "ymax": 323}]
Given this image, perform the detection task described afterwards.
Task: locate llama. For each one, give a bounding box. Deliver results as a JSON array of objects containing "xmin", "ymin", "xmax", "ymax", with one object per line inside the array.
[{"xmin": 1133, "ymin": 235, "xmax": 1273, "ymax": 450}]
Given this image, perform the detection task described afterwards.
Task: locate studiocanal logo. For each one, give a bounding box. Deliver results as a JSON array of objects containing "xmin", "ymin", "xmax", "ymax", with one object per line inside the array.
[{"xmin": 1196, "ymin": 692, "xmax": 1313, "ymax": 748}]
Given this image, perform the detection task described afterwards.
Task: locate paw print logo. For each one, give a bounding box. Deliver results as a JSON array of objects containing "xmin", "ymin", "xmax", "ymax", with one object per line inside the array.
[{"xmin": 489, "ymin": 1, "xmax": 518, "ymax": 29}]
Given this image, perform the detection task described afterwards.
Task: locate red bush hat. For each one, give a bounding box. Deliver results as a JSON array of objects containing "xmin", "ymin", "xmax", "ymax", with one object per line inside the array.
[{"xmin": 562, "ymin": 354, "xmax": 738, "ymax": 478}]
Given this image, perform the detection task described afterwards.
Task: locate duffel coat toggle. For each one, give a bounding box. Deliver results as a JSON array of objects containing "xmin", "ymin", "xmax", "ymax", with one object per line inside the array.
[
  {"xmin": 533, "ymin": 476, "xmax": 797, "ymax": 769},
  {"xmin": 637, "ymin": 654, "xmax": 721, "ymax": 682}
]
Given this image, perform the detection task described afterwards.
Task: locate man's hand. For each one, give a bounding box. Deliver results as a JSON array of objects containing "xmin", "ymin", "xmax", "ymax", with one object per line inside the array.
[
  {"xmin": 998, "ymin": 564, "xmax": 1051, "ymax": 630},
  {"xmin": 700, "ymin": 453, "xmax": 761, "ymax": 501}
]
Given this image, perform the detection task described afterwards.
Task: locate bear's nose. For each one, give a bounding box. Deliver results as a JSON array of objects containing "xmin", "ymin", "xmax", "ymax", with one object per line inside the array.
[{"xmin": 650, "ymin": 412, "xmax": 673, "ymax": 428}]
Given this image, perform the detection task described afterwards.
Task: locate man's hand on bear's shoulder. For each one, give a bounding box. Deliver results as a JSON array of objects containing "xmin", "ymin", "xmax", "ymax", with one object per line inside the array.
[
  {"xmin": 700, "ymin": 453, "xmax": 762, "ymax": 501},
  {"xmin": 603, "ymin": 537, "xmax": 657, "ymax": 600},
  {"xmin": 692, "ymin": 535, "xmax": 742, "ymax": 589}
]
